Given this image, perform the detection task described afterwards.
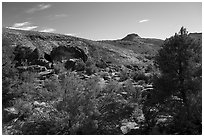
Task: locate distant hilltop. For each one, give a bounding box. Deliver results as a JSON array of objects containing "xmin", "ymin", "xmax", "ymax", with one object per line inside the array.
[{"xmin": 121, "ymin": 33, "xmax": 141, "ymax": 41}]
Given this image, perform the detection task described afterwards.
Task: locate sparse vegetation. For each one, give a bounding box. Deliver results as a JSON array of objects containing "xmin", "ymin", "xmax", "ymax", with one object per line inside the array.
[{"xmin": 2, "ymin": 27, "xmax": 202, "ymax": 135}]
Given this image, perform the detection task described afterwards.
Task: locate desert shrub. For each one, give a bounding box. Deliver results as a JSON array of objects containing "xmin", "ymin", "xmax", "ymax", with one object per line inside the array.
[
  {"xmin": 96, "ymin": 80, "xmax": 137, "ymax": 134},
  {"xmin": 15, "ymin": 81, "xmax": 39, "ymax": 102},
  {"xmin": 85, "ymin": 58, "xmax": 93, "ymax": 66},
  {"xmin": 99, "ymin": 72, "xmax": 110, "ymax": 80},
  {"xmin": 3, "ymin": 71, "xmax": 71, "ymax": 135},
  {"xmin": 131, "ymin": 71, "xmax": 148, "ymax": 83},
  {"xmin": 85, "ymin": 66, "xmax": 97, "ymax": 75},
  {"xmin": 19, "ymin": 71, "xmax": 38, "ymax": 83},
  {"xmin": 2, "ymin": 76, "xmax": 20, "ymax": 108},
  {"xmin": 145, "ymin": 55, "xmax": 154, "ymax": 60},
  {"xmin": 119, "ymin": 67, "xmax": 129, "ymax": 82},
  {"xmin": 85, "ymin": 58, "xmax": 98, "ymax": 75},
  {"xmin": 42, "ymin": 76, "xmax": 62, "ymax": 101},
  {"xmin": 74, "ymin": 59, "xmax": 86, "ymax": 71},
  {"xmin": 53, "ymin": 62, "xmax": 67, "ymax": 74},
  {"xmin": 12, "ymin": 98, "xmax": 33, "ymax": 120},
  {"xmin": 122, "ymin": 80, "xmax": 142, "ymax": 103},
  {"xmin": 5, "ymin": 101, "xmax": 71, "ymax": 135},
  {"xmin": 145, "ymin": 64, "xmax": 154, "ymax": 73},
  {"xmin": 2, "ymin": 44, "xmax": 40, "ymax": 124},
  {"xmin": 96, "ymin": 59, "xmax": 108, "ymax": 68},
  {"xmin": 56, "ymin": 72, "xmax": 101, "ymax": 134},
  {"xmin": 2, "ymin": 38, "xmax": 20, "ymax": 108}
]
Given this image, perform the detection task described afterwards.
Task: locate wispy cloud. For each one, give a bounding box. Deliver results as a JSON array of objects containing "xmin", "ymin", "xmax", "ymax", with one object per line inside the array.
[
  {"xmin": 8, "ymin": 26, "xmax": 38, "ymax": 31},
  {"xmin": 7, "ymin": 21, "xmax": 38, "ymax": 31},
  {"xmin": 48, "ymin": 14, "xmax": 68, "ymax": 20},
  {"xmin": 139, "ymin": 19, "xmax": 149, "ymax": 23},
  {"xmin": 12, "ymin": 22, "xmax": 30, "ymax": 28},
  {"xmin": 26, "ymin": 3, "xmax": 51, "ymax": 13},
  {"xmin": 40, "ymin": 28, "xmax": 55, "ymax": 33}
]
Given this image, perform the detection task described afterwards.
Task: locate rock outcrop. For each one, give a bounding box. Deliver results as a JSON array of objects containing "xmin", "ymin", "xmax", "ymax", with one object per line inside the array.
[{"xmin": 50, "ymin": 46, "xmax": 88, "ymax": 63}]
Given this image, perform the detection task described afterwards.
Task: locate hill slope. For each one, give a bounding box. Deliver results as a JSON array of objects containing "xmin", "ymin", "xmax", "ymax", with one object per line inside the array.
[
  {"xmin": 2, "ymin": 28, "xmax": 164, "ymax": 69},
  {"xmin": 3, "ymin": 28, "xmax": 201, "ymax": 70}
]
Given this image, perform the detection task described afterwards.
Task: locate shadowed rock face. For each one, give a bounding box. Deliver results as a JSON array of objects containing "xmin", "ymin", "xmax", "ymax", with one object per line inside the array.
[
  {"xmin": 14, "ymin": 45, "xmax": 35, "ymax": 65},
  {"xmin": 12, "ymin": 44, "xmax": 88, "ymax": 70},
  {"xmin": 14, "ymin": 46, "xmax": 50, "ymax": 66},
  {"xmin": 50, "ymin": 46, "xmax": 88, "ymax": 63},
  {"xmin": 44, "ymin": 52, "xmax": 53, "ymax": 63}
]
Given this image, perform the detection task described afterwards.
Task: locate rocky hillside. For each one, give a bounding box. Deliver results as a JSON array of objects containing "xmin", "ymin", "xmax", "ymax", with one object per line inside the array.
[
  {"xmin": 101, "ymin": 33, "xmax": 163, "ymax": 56},
  {"xmin": 2, "ymin": 28, "xmax": 164, "ymax": 69},
  {"xmin": 3, "ymin": 28, "xmax": 165, "ymax": 135},
  {"xmin": 3, "ymin": 28, "xmax": 201, "ymax": 74}
]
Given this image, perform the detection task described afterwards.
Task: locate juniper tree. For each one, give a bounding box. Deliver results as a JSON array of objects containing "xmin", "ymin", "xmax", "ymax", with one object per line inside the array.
[{"xmin": 154, "ymin": 27, "xmax": 202, "ymax": 119}]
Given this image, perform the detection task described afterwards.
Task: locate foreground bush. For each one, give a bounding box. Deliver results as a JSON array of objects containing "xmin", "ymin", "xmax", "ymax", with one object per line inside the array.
[{"xmin": 56, "ymin": 73, "xmax": 101, "ymax": 134}]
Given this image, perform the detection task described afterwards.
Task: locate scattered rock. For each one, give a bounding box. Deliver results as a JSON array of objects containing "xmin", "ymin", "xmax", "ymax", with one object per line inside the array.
[
  {"xmin": 120, "ymin": 126, "xmax": 129, "ymax": 134},
  {"xmin": 121, "ymin": 121, "xmax": 139, "ymax": 134},
  {"xmin": 4, "ymin": 107, "xmax": 19, "ymax": 115},
  {"xmin": 33, "ymin": 101, "xmax": 47, "ymax": 107},
  {"xmin": 98, "ymin": 78, "xmax": 106, "ymax": 89},
  {"xmin": 39, "ymin": 69, "xmax": 54, "ymax": 76},
  {"xmin": 17, "ymin": 65, "xmax": 47, "ymax": 72},
  {"xmin": 121, "ymin": 92, "xmax": 128, "ymax": 95},
  {"xmin": 36, "ymin": 58, "xmax": 52, "ymax": 69}
]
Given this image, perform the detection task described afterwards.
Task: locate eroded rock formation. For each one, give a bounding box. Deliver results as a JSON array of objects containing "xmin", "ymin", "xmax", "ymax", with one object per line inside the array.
[{"xmin": 50, "ymin": 46, "xmax": 88, "ymax": 63}]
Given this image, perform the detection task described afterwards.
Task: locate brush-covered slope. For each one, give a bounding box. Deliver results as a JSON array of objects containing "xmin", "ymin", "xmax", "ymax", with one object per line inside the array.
[{"xmin": 100, "ymin": 33, "xmax": 163, "ymax": 56}]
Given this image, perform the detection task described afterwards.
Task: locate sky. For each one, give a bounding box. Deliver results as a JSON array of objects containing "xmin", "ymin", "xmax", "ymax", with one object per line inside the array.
[{"xmin": 2, "ymin": 2, "xmax": 202, "ymax": 40}]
